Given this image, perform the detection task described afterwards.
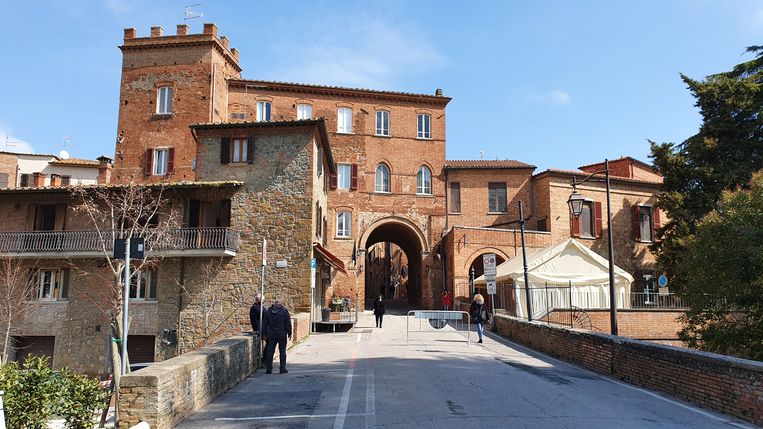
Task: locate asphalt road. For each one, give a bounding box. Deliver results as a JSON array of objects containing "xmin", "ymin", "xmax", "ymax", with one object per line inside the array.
[{"xmin": 177, "ymin": 309, "xmax": 755, "ymax": 429}]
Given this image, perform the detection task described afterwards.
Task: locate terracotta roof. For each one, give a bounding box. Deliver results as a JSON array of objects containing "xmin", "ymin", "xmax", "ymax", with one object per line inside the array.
[
  {"xmin": 534, "ymin": 169, "xmax": 663, "ymax": 186},
  {"xmin": 445, "ymin": 160, "xmax": 536, "ymax": 170},
  {"xmin": 228, "ymin": 79, "xmax": 451, "ymax": 104},
  {"xmin": 0, "ymin": 151, "xmax": 58, "ymax": 158},
  {"xmin": 0, "ymin": 180, "xmax": 244, "ymax": 194},
  {"xmin": 578, "ymin": 156, "xmax": 655, "ymax": 171},
  {"xmin": 49, "ymin": 158, "xmax": 101, "ymax": 167}
]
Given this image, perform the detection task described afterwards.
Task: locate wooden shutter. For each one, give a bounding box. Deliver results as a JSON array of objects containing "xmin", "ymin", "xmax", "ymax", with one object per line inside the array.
[
  {"xmin": 329, "ymin": 172, "xmax": 337, "ymax": 189},
  {"xmin": 653, "ymin": 207, "xmax": 661, "ymax": 242},
  {"xmin": 220, "ymin": 137, "xmax": 231, "ymax": 164},
  {"xmin": 144, "ymin": 149, "xmax": 153, "ymax": 176},
  {"xmin": 167, "ymin": 148, "xmax": 175, "ymax": 175},
  {"xmin": 594, "ymin": 202, "xmax": 603, "ymax": 238},
  {"xmin": 220, "ymin": 199, "xmax": 231, "ymax": 227},
  {"xmin": 188, "ymin": 200, "xmax": 201, "ymax": 228},
  {"xmin": 60, "ymin": 269, "xmax": 70, "ymax": 300},
  {"xmin": 350, "ymin": 164, "xmax": 358, "ymax": 191},
  {"xmin": 632, "ymin": 205, "xmax": 641, "ymax": 241},
  {"xmin": 54, "ymin": 204, "xmax": 67, "ymax": 230},
  {"xmin": 148, "ymin": 270, "xmax": 157, "ymax": 300},
  {"xmin": 246, "ymin": 136, "xmax": 255, "ymax": 164},
  {"xmin": 571, "ymin": 214, "xmax": 580, "ymax": 238}
]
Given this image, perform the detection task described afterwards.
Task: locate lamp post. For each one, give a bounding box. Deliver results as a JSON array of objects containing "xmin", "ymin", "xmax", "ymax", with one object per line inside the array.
[
  {"xmin": 470, "ymin": 267, "xmax": 475, "ymax": 298},
  {"xmin": 567, "ymin": 159, "xmax": 618, "ymax": 336}
]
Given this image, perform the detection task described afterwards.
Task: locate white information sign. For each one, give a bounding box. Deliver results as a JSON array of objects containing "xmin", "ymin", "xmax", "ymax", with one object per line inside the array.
[
  {"xmin": 310, "ymin": 258, "xmax": 316, "ymax": 289},
  {"xmin": 483, "ymin": 253, "xmax": 497, "ymax": 295}
]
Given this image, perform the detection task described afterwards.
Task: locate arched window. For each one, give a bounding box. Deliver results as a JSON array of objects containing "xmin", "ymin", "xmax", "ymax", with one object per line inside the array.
[
  {"xmin": 417, "ymin": 166, "xmax": 431, "ymax": 195},
  {"xmin": 375, "ymin": 164, "xmax": 390, "ymax": 193}
]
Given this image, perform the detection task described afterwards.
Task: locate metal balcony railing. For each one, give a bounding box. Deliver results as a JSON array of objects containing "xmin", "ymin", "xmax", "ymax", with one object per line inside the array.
[{"xmin": 0, "ymin": 228, "xmax": 240, "ymax": 255}]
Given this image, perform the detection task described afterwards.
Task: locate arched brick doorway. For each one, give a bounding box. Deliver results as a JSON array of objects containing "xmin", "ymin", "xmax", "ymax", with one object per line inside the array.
[
  {"xmin": 468, "ymin": 253, "xmax": 507, "ymax": 310},
  {"xmin": 361, "ymin": 218, "xmax": 426, "ymax": 309}
]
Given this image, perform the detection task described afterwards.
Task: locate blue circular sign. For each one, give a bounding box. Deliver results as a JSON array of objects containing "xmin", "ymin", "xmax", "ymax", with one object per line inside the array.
[{"xmin": 658, "ymin": 274, "xmax": 668, "ymax": 287}]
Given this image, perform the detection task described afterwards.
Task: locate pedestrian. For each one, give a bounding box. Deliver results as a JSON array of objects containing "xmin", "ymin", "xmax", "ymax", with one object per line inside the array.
[
  {"xmin": 373, "ymin": 295, "xmax": 385, "ymax": 328},
  {"xmin": 441, "ymin": 290, "xmax": 452, "ymax": 311},
  {"xmin": 469, "ymin": 293, "xmax": 490, "ymax": 343},
  {"xmin": 263, "ymin": 297, "xmax": 292, "ymax": 374}
]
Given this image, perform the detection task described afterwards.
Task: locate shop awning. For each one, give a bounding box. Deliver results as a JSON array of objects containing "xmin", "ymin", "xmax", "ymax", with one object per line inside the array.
[{"xmin": 313, "ymin": 242, "xmax": 347, "ymax": 274}]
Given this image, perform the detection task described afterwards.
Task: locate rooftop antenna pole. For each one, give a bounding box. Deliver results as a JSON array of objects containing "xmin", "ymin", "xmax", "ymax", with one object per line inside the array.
[
  {"xmin": 184, "ymin": 3, "xmax": 203, "ymax": 21},
  {"xmin": 4, "ymin": 134, "xmax": 18, "ymax": 150}
]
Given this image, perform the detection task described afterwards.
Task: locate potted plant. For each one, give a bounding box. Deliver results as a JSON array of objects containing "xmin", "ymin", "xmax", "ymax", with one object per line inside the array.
[{"xmin": 330, "ymin": 295, "xmax": 342, "ymax": 312}]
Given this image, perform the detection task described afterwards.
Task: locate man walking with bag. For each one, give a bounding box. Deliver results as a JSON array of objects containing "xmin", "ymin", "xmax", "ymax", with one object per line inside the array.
[{"xmin": 263, "ymin": 297, "xmax": 292, "ymax": 374}]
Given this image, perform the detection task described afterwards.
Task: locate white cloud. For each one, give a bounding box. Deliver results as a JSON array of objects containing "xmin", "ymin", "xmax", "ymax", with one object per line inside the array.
[
  {"xmin": 102, "ymin": 0, "xmax": 133, "ymax": 15},
  {"xmin": 527, "ymin": 90, "xmax": 571, "ymax": 106},
  {"xmin": 0, "ymin": 123, "xmax": 34, "ymax": 154},
  {"xmin": 268, "ymin": 18, "xmax": 446, "ymax": 89}
]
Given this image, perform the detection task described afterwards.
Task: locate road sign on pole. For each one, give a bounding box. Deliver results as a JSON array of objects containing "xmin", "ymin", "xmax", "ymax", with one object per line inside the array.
[{"xmin": 483, "ymin": 253, "xmax": 497, "ymax": 295}]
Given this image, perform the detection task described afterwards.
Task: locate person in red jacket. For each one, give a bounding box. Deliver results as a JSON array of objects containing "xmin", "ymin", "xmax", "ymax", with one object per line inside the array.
[{"xmin": 441, "ymin": 290, "xmax": 452, "ymax": 311}]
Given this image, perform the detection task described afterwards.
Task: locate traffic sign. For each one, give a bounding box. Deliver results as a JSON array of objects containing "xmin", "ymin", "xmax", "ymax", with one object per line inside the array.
[
  {"xmin": 310, "ymin": 258, "xmax": 316, "ymax": 289},
  {"xmin": 658, "ymin": 274, "xmax": 668, "ymax": 288},
  {"xmin": 483, "ymin": 253, "xmax": 497, "ymax": 295}
]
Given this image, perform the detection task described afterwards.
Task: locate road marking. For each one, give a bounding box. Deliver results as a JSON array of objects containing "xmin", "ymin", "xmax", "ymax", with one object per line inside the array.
[
  {"xmin": 216, "ymin": 413, "xmax": 367, "ymax": 421},
  {"xmin": 365, "ymin": 367, "xmax": 376, "ymax": 429},
  {"xmin": 334, "ymin": 351, "xmax": 358, "ymax": 429},
  {"xmin": 482, "ymin": 331, "xmax": 756, "ymax": 429},
  {"xmin": 356, "ymin": 333, "xmax": 362, "ymax": 342}
]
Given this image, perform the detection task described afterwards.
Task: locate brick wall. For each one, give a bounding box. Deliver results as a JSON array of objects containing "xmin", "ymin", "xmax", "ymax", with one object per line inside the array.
[
  {"xmin": 120, "ymin": 333, "xmax": 259, "ymax": 429},
  {"xmin": 493, "ymin": 314, "xmax": 763, "ymax": 425},
  {"xmin": 0, "ymin": 152, "xmax": 17, "ymax": 188}
]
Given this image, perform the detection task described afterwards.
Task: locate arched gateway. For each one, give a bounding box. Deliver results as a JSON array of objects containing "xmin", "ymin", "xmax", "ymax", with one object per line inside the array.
[{"xmin": 359, "ymin": 217, "xmax": 428, "ymax": 308}]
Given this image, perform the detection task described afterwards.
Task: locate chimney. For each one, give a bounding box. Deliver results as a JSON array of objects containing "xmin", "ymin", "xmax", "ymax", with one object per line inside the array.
[
  {"xmin": 435, "ymin": 88, "xmax": 443, "ymax": 97},
  {"xmin": 177, "ymin": 24, "xmax": 189, "ymax": 35},
  {"xmin": 150, "ymin": 26, "xmax": 163, "ymax": 37},
  {"xmin": 231, "ymin": 48, "xmax": 239, "ymax": 61},
  {"xmin": 50, "ymin": 174, "xmax": 62, "ymax": 188},
  {"xmin": 220, "ymin": 36, "xmax": 230, "ymax": 50},
  {"xmin": 124, "ymin": 28, "xmax": 137, "ymax": 39},
  {"xmin": 203, "ymin": 23, "xmax": 218, "ymax": 37},
  {"xmin": 97, "ymin": 156, "xmax": 113, "ymax": 185},
  {"xmin": 33, "ymin": 172, "xmax": 46, "ymax": 188}
]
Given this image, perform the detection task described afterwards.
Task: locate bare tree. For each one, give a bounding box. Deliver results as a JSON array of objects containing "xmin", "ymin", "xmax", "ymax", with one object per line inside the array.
[
  {"xmin": 0, "ymin": 257, "xmax": 37, "ymax": 366},
  {"xmin": 69, "ymin": 179, "xmax": 179, "ymax": 424},
  {"xmin": 178, "ymin": 258, "xmax": 245, "ymax": 350}
]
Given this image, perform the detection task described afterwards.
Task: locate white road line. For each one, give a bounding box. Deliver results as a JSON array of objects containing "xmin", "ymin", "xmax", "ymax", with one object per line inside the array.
[
  {"xmin": 334, "ymin": 367, "xmax": 354, "ymax": 429},
  {"xmin": 216, "ymin": 413, "xmax": 367, "ymax": 421},
  {"xmin": 365, "ymin": 367, "xmax": 376, "ymax": 429},
  {"xmin": 483, "ymin": 331, "xmax": 756, "ymax": 428},
  {"xmin": 356, "ymin": 333, "xmax": 362, "ymax": 342}
]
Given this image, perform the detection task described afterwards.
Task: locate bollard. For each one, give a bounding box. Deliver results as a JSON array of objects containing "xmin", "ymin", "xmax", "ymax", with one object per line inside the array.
[{"xmin": 0, "ymin": 390, "xmax": 5, "ymax": 429}]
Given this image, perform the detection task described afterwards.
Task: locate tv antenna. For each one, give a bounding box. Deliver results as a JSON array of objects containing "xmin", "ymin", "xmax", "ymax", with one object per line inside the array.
[
  {"xmin": 184, "ymin": 3, "xmax": 203, "ymax": 20},
  {"xmin": 4, "ymin": 134, "xmax": 19, "ymax": 150},
  {"xmin": 59, "ymin": 136, "xmax": 72, "ymax": 159}
]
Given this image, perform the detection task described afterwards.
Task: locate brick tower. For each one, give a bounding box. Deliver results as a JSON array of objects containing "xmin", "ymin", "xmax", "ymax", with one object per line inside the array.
[{"xmin": 113, "ymin": 23, "xmax": 241, "ymax": 183}]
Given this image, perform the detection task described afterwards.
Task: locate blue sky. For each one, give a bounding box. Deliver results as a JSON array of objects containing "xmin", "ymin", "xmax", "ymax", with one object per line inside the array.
[{"xmin": 1, "ymin": 1, "xmax": 762, "ymax": 171}]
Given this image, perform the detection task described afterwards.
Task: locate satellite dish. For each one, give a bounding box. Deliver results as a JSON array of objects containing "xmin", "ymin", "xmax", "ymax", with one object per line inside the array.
[{"xmin": 59, "ymin": 150, "xmax": 70, "ymax": 159}]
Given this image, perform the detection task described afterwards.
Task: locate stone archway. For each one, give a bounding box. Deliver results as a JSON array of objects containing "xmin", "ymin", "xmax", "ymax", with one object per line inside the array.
[{"xmin": 360, "ymin": 217, "xmax": 427, "ymax": 308}]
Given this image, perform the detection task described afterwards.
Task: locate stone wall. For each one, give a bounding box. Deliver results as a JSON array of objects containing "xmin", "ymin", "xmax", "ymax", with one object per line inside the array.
[
  {"xmin": 493, "ymin": 314, "xmax": 763, "ymax": 425},
  {"xmin": 119, "ymin": 333, "xmax": 259, "ymax": 429}
]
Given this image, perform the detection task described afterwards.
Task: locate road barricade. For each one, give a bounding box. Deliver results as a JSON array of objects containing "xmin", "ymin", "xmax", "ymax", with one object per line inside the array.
[{"xmin": 406, "ymin": 310, "xmax": 471, "ymax": 346}]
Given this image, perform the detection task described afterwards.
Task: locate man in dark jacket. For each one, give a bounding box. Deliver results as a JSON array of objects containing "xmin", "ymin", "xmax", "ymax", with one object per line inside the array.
[{"xmin": 263, "ymin": 297, "xmax": 292, "ymax": 374}]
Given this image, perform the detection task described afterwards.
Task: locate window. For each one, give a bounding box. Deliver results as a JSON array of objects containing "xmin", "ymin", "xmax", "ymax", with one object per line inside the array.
[
  {"xmin": 488, "ymin": 182, "xmax": 507, "ymax": 213},
  {"xmin": 317, "ymin": 147, "xmax": 323, "ymax": 177},
  {"xmin": 297, "ymin": 104, "xmax": 312, "ymax": 120},
  {"xmin": 579, "ymin": 202, "xmax": 595, "ymax": 238},
  {"xmin": 231, "ymin": 138, "xmax": 249, "ymax": 163},
  {"xmin": 375, "ymin": 164, "xmax": 390, "ymax": 192},
  {"xmin": 450, "ymin": 182, "xmax": 461, "ymax": 213},
  {"xmin": 375, "ymin": 111, "xmax": 390, "ymax": 136},
  {"xmin": 632, "ymin": 205, "xmax": 658, "ymax": 242},
  {"xmin": 0, "ymin": 172, "xmax": 7, "ymax": 189},
  {"xmin": 129, "ymin": 269, "xmax": 157, "ymax": 301},
  {"xmin": 61, "ymin": 176, "xmax": 71, "ymax": 186},
  {"xmin": 337, "ymin": 163, "xmax": 352, "ymax": 190},
  {"xmin": 35, "ymin": 269, "xmax": 69, "ymax": 301},
  {"xmin": 316, "ymin": 203, "xmax": 323, "ymax": 238},
  {"xmin": 417, "ymin": 114, "xmax": 431, "ymax": 139},
  {"xmin": 337, "ymin": 107, "xmax": 352, "ymax": 133},
  {"xmin": 417, "ymin": 166, "xmax": 432, "ymax": 195},
  {"xmin": 256, "ymin": 101, "xmax": 272, "ymax": 122},
  {"xmin": 157, "ymin": 86, "xmax": 173, "ymax": 114},
  {"xmin": 336, "ymin": 211, "xmax": 351, "ymax": 237},
  {"xmin": 537, "ymin": 218, "xmax": 548, "ymax": 232},
  {"xmin": 19, "ymin": 174, "xmax": 29, "ymax": 188},
  {"xmin": 153, "ymin": 148, "xmax": 169, "ymax": 176}
]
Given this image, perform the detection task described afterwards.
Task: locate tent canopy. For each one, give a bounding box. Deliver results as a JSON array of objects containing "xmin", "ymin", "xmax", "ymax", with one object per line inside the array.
[{"xmin": 474, "ymin": 238, "xmax": 634, "ymax": 288}]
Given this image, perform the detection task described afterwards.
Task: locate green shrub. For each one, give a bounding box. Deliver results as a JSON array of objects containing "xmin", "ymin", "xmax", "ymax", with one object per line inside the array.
[
  {"xmin": 58, "ymin": 368, "xmax": 105, "ymax": 429},
  {"xmin": 0, "ymin": 355, "xmax": 105, "ymax": 429}
]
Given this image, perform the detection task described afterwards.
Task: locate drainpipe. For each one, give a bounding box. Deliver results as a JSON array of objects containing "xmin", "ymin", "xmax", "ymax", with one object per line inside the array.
[
  {"xmin": 177, "ymin": 257, "xmax": 186, "ymax": 355},
  {"xmin": 442, "ymin": 166, "xmax": 449, "ymax": 296}
]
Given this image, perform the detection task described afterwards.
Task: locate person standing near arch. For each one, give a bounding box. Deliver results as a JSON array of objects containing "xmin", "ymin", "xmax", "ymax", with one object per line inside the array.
[
  {"xmin": 373, "ymin": 295, "xmax": 386, "ymax": 328},
  {"xmin": 441, "ymin": 290, "xmax": 452, "ymax": 311}
]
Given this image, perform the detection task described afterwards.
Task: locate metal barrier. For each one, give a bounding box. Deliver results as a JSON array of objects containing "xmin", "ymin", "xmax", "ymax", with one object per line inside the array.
[{"xmin": 406, "ymin": 310, "xmax": 471, "ymax": 346}]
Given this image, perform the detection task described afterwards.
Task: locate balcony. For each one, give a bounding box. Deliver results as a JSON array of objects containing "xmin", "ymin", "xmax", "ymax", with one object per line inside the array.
[{"xmin": 0, "ymin": 228, "xmax": 240, "ymax": 259}]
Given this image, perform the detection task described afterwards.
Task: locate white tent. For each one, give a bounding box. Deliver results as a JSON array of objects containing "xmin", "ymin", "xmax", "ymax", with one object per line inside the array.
[{"xmin": 474, "ymin": 239, "xmax": 634, "ymax": 318}]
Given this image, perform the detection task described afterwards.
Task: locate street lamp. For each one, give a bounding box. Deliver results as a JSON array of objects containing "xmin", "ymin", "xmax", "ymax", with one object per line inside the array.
[{"xmin": 567, "ymin": 159, "xmax": 619, "ymax": 336}]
